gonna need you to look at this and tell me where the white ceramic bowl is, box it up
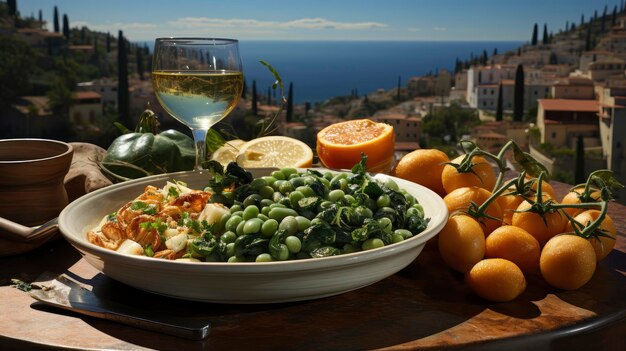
[59,169,448,304]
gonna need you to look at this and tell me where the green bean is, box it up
[243,194,262,207]
[225,242,235,257]
[296,186,315,197]
[394,228,414,239]
[243,205,259,220]
[289,191,305,207]
[219,212,232,230]
[279,181,295,194]
[250,178,268,190]
[272,191,284,203]
[261,176,277,186]
[279,216,299,235]
[261,219,279,237]
[271,170,286,180]
[272,179,286,191]
[295,216,311,231]
[280,167,298,177]
[259,186,275,199]
[235,220,246,236]
[376,194,391,208]
[274,244,290,261]
[327,189,345,203]
[342,243,358,254]
[260,198,274,208]
[257,213,269,221]
[221,231,237,244]
[261,206,271,216]
[268,207,298,222]
[229,204,242,214]
[243,218,263,234]
[392,233,404,243]
[255,253,273,262]
[225,215,243,232]
[323,171,333,180]
[289,176,305,188]
[285,236,302,253]
[362,238,385,251]
[377,217,393,234]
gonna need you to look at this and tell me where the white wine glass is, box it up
[152,38,243,170]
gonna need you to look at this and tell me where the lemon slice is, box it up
[211,139,246,166]
[236,136,313,168]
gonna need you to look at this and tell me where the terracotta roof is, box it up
[477,131,507,139]
[538,99,598,112]
[374,113,408,120]
[394,142,421,151]
[501,79,514,85]
[72,91,102,100]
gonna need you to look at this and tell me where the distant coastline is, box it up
[141,40,523,103]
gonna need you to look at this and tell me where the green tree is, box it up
[286,82,293,122]
[53,6,59,33]
[513,64,524,122]
[496,83,503,121]
[542,24,548,45]
[62,14,70,39]
[117,30,130,125]
[0,36,35,105]
[575,135,585,184]
[266,86,271,105]
[106,32,111,53]
[241,79,247,99]
[531,23,538,45]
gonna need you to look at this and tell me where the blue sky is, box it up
[17,0,625,41]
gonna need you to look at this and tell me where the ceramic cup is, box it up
[0,139,74,226]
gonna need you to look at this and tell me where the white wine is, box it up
[152,70,243,130]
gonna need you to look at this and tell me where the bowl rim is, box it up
[0,138,73,164]
[59,168,448,273]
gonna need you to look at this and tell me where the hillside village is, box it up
[1,1,625,204]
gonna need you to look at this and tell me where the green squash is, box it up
[101,109,195,181]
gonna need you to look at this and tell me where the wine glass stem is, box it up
[192,128,208,170]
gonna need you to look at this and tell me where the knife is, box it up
[28,274,210,340]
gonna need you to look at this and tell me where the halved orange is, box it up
[316,119,395,172]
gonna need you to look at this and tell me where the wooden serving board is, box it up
[0,183,624,350]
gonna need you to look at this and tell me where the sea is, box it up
[144,40,523,104]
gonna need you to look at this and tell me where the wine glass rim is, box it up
[155,37,239,44]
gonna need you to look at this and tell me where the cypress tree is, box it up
[38,10,42,25]
[396,75,401,101]
[542,24,548,45]
[580,14,584,26]
[612,5,618,26]
[62,14,69,39]
[601,9,606,32]
[241,79,247,99]
[575,135,585,184]
[251,80,258,116]
[117,30,130,125]
[492,48,498,56]
[106,32,111,53]
[565,21,569,32]
[571,23,576,31]
[286,82,293,123]
[7,0,16,16]
[585,26,592,51]
[53,6,59,33]
[496,83,503,121]
[136,48,144,80]
[531,23,538,45]
[513,64,524,121]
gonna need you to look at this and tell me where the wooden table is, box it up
[0,182,624,350]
